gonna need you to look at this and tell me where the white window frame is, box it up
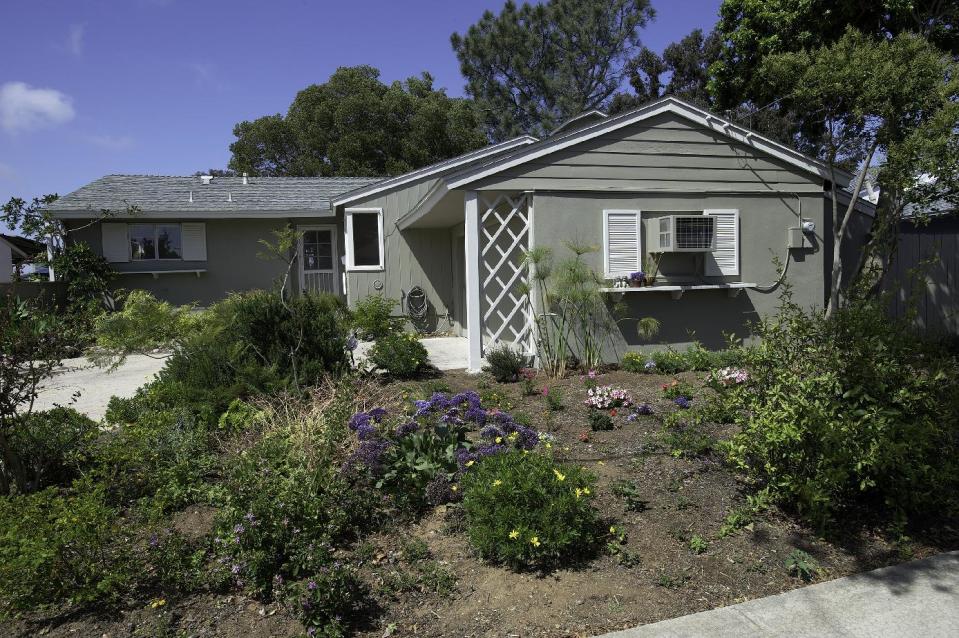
[344,207,385,271]
[602,209,642,277]
[129,223,183,261]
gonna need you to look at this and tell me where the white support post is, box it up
[46,235,56,282]
[464,191,483,372]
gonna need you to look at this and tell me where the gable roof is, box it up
[445,97,854,190]
[49,175,383,217]
[330,135,538,207]
[551,109,609,135]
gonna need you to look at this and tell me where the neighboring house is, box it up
[50,97,875,369]
[0,234,43,283]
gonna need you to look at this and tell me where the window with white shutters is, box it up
[603,210,641,276]
[704,209,739,276]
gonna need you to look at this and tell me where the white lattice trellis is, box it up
[479,193,534,354]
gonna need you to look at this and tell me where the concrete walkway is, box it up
[600,551,959,638]
[33,354,167,421]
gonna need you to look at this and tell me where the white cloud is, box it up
[0,82,76,133]
[84,133,135,150]
[66,23,86,56]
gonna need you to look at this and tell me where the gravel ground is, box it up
[33,353,168,421]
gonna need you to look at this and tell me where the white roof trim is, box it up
[331,135,538,207]
[397,181,451,230]
[445,97,853,190]
[828,189,878,218]
[552,109,609,135]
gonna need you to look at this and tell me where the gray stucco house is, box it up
[50,97,874,370]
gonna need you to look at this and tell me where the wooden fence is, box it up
[884,214,958,335]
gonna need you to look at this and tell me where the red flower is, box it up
[579,431,590,442]
[610,409,617,417]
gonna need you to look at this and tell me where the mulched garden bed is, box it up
[4,369,954,638]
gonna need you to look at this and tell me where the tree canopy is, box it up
[451,0,655,140]
[228,66,488,177]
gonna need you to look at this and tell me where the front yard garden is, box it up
[1,289,957,637]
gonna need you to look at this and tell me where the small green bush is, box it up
[622,345,747,374]
[462,451,600,570]
[587,410,614,431]
[8,407,98,492]
[661,380,696,400]
[351,294,402,340]
[0,484,131,612]
[368,333,429,378]
[482,344,529,383]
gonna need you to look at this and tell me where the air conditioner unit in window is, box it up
[646,215,716,253]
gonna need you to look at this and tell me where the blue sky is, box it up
[1,0,722,226]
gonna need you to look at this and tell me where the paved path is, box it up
[356,336,469,371]
[33,354,167,421]
[599,551,959,638]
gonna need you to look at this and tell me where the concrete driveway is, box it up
[33,354,168,421]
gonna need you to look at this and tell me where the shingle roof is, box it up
[49,175,384,214]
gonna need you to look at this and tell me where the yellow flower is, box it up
[544,442,552,449]
[530,536,541,547]
[575,488,583,499]
[493,479,503,487]
[598,460,605,466]
[609,526,617,534]
[508,432,518,442]
[553,469,566,482]
[150,598,166,609]
[495,436,503,444]
[509,529,520,539]
[582,487,591,495]
[522,449,529,455]
[451,485,458,492]
[466,460,475,467]
[563,446,570,452]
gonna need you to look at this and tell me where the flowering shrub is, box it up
[581,369,599,390]
[367,333,428,378]
[627,403,654,421]
[584,385,633,409]
[587,410,615,431]
[543,386,564,411]
[278,563,366,638]
[661,380,696,400]
[482,343,529,383]
[462,450,600,570]
[343,392,539,507]
[673,397,691,410]
[520,368,537,396]
[712,367,749,387]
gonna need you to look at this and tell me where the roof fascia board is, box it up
[446,97,850,190]
[331,135,538,207]
[397,181,451,230]
[827,189,878,218]
[0,236,31,259]
[50,209,336,220]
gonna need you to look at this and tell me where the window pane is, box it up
[129,224,156,260]
[157,225,181,259]
[351,213,380,267]
[303,229,334,271]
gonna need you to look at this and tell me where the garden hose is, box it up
[406,286,429,326]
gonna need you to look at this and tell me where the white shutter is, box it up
[603,210,641,276]
[101,223,129,262]
[181,223,207,261]
[704,209,739,276]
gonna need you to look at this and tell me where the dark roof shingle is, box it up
[50,175,383,214]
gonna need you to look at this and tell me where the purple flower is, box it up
[355,422,377,441]
[342,438,392,474]
[233,523,245,535]
[149,534,159,548]
[395,421,418,437]
[368,407,387,422]
[244,512,256,522]
[348,411,371,431]
[634,403,654,415]
[464,405,487,425]
[307,580,317,591]
[480,425,505,441]
[674,396,691,409]
[231,563,241,574]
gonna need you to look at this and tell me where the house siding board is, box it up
[531,191,826,355]
[344,177,454,331]
[65,218,295,306]
[472,113,819,192]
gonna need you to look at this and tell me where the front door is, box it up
[298,225,339,295]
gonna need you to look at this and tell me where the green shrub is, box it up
[462,451,600,570]
[367,333,429,378]
[587,410,614,431]
[0,484,131,612]
[351,294,403,340]
[49,242,115,346]
[722,294,959,527]
[623,345,748,375]
[543,386,564,411]
[482,343,529,382]
[8,408,98,492]
[661,380,696,400]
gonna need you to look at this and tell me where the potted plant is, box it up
[628,271,645,287]
[645,255,661,286]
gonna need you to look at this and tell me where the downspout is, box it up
[754,192,803,293]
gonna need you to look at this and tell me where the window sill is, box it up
[600,282,756,300]
[118,269,207,279]
[346,267,385,272]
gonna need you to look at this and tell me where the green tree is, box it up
[229,66,487,177]
[759,29,959,315]
[451,0,655,140]
[710,0,959,141]
[611,28,722,113]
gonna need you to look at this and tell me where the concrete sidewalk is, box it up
[600,551,959,638]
